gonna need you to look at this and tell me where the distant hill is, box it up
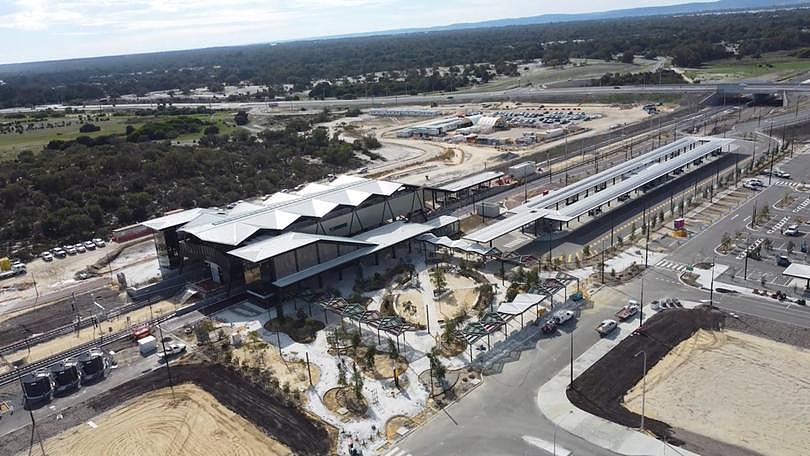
[321,0,810,39]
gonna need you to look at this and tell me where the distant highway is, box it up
[3,82,810,114]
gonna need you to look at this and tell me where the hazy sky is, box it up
[0,0,693,64]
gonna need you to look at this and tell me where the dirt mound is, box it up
[0,363,332,456]
[567,307,725,446]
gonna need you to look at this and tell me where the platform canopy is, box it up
[782,263,810,283]
[497,293,548,315]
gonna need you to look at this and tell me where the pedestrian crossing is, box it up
[655,259,689,272]
[772,180,807,190]
[382,447,413,456]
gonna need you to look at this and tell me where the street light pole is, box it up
[709,256,716,307]
[634,350,647,431]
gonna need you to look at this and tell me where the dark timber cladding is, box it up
[140,175,459,303]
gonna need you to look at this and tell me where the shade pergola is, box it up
[315,296,418,348]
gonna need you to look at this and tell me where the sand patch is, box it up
[24,383,292,456]
[436,274,479,320]
[393,290,425,326]
[232,342,320,393]
[624,329,810,456]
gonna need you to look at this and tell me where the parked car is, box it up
[784,225,800,236]
[552,310,575,325]
[92,238,106,248]
[157,342,187,361]
[63,245,77,255]
[596,319,618,337]
[541,320,557,334]
[41,251,54,262]
[615,301,640,321]
[773,169,791,179]
[51,247,66,258]
[83,241,96,250]
[777,255,791,267]
[74,243,86,253]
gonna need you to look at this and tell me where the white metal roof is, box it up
[141,175,407,245]
[497,293,548,315]
[430,171,505,193]
[556,138,731,221]
[464,209,552,243]
[422,215,460,229]
[519,136,698,213]
[228,232,374,263]
[141,208,205,231]
[782,263,810,279]
[463,137,729,244]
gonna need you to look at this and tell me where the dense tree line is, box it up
[2,9,810,108]
[0,121,360,257]
[594,70,686,86]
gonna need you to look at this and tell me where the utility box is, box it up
[476,201,501,218]
[508,161,536,180]
[138,335,157,356]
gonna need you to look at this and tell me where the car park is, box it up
[74,243,86,253]
[41,251,54,261]
[83,241,96,250]
[92,238,106,248]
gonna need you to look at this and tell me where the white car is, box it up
[784,225,800,236]
[51,247,66,258]
[773,170,791,179]
[552,310,575,325]
[74,243,86,253]
[157,342,187,360]
[92,238,106,248]
[596,319,618,336]
[83,241,96,250]
[40,251,54,262]
[64,245,77,255]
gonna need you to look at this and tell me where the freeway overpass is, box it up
[2,82,809,114]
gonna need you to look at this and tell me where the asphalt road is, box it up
[4,82,810,114]
[394,287,631,456]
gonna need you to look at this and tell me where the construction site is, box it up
[0,363,332,456]
[568,307,810,456]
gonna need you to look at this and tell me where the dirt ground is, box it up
[1,299,179,368]
[0,363,333,456]
[0,238,153,306]
[231,342,321,393]
[24,383,293,456]
[436,274,479,320]
[393,289,425,326]
[623,329,810,456]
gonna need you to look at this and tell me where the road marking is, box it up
[655,259,688,271]
[383,447,412,456]
[522,436,572,456]
[730,214,739,221]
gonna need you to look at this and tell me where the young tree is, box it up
[658,210,665,224]
[387,338,399,360]
[234,110,249,125]
[582,244,591,257]
[763,238,773,251]
[352,362,364,400]
[364,343,377,368]
[787,240,796,255]
[427,348,447,389]
[337,361,347,386]
[720,233,732,251]
[431,266,447,291]
[351,331,361,353]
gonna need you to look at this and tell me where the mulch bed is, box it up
[265,317,325,343]
[0,362,333,456]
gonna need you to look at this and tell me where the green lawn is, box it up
[687,52,810,82]
[0,111,240,158]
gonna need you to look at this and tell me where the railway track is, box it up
[0,290,227,387]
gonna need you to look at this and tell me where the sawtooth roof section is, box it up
[141,208,205,231]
